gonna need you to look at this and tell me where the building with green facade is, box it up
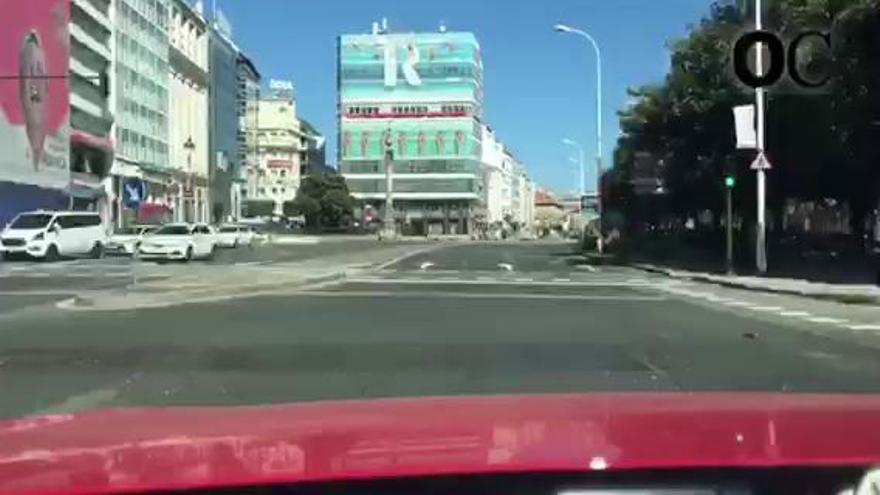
[338,27,484,236]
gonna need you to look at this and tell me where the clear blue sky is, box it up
[216,0,713,196]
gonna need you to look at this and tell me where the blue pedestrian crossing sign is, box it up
[123,178,148,209]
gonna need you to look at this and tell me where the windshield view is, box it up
[2,0,880,492]
[8,214,53,229]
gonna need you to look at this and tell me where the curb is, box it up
[632,263,880,305]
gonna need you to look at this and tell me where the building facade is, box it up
[167,0,209,223]
[246,87,304,215]
[207,18,240,222]
[112,0,171,224]
[236,53,260,207]
[338,27,484,236]
[69,0,115,225]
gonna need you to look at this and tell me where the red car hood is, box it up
[2,393,880,494]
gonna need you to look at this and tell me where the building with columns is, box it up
[167,0,209,223]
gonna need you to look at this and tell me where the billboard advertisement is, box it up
[339,32,482,104]
[0,0,71,221]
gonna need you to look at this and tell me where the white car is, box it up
[138,223,216,262]
[214,224,255,248]
[1,210,107,261]
[106,225,159,256]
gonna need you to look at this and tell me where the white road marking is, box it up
[846,324,880,331]
[553,278,571,282]
[779,310,811,317]
[723,300,752,307]
[419,261,435,271]
[576,265,598,272]
[749,306,784,312]
[804,316,848,324]
[347,277,653,288]
[497,263,514,272]
[303,291,667,302]
[235,261,263,267]
[515,277,533,282]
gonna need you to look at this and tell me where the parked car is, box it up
[138,223,216,262]
[106,225,159,256]
[214,224,255,248]
[0,210,107,261]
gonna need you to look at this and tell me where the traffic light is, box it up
[725,175,736,188]
[723,156,737,188]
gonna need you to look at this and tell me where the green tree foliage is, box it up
[288,173,355,229]
[612,0,879,237]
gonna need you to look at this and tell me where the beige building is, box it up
[167,0,209,222]
[247,84,308,215]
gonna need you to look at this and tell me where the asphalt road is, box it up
[2,240,880,419]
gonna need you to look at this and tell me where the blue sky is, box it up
[215,0,713,196]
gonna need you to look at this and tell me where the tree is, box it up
[287,173,355,229]
[614,0,880,243]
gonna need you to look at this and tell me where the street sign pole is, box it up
[755,0,768,274]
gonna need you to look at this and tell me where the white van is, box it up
[0,211,107,261]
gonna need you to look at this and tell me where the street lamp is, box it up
[183,137,195,223]
[561,137,585,196]
[555,23,604,253]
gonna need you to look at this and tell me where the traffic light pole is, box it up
[382,129,396,240]
[726,185,734,274]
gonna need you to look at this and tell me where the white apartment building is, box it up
[479,124,536,235]
[248,91,306,215]
[167,0,209,223]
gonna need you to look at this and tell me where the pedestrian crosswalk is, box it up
[352,268,654,287]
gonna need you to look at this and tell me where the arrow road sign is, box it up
[750,152,772,170]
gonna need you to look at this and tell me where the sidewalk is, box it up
[634,263,880,304]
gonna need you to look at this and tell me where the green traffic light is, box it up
[724,176,735,188]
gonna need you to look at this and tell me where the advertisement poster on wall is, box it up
[0,0,71,223]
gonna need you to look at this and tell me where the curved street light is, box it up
[561,137,585,196]
[555,22,604,252]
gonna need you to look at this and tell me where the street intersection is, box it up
[2,239,880,419]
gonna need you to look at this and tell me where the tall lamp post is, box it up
[183,137,195,223]
[561,138,585,197]
[554,23,604,253]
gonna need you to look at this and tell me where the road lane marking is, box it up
[235,261,263,267]
[804,316,848,324]
[515,277,533,282]
[497,263,514,272]
[723,300,752,307]
[300,291,667,302]
[346,277,656,288]
[779,311,811,317]
[576,265,598,272]
[749,306,784,312]
[419,261,435,271]
[553,278,571,282]
[846,324,880,331]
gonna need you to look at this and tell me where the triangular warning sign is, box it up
[750,152,772,170]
